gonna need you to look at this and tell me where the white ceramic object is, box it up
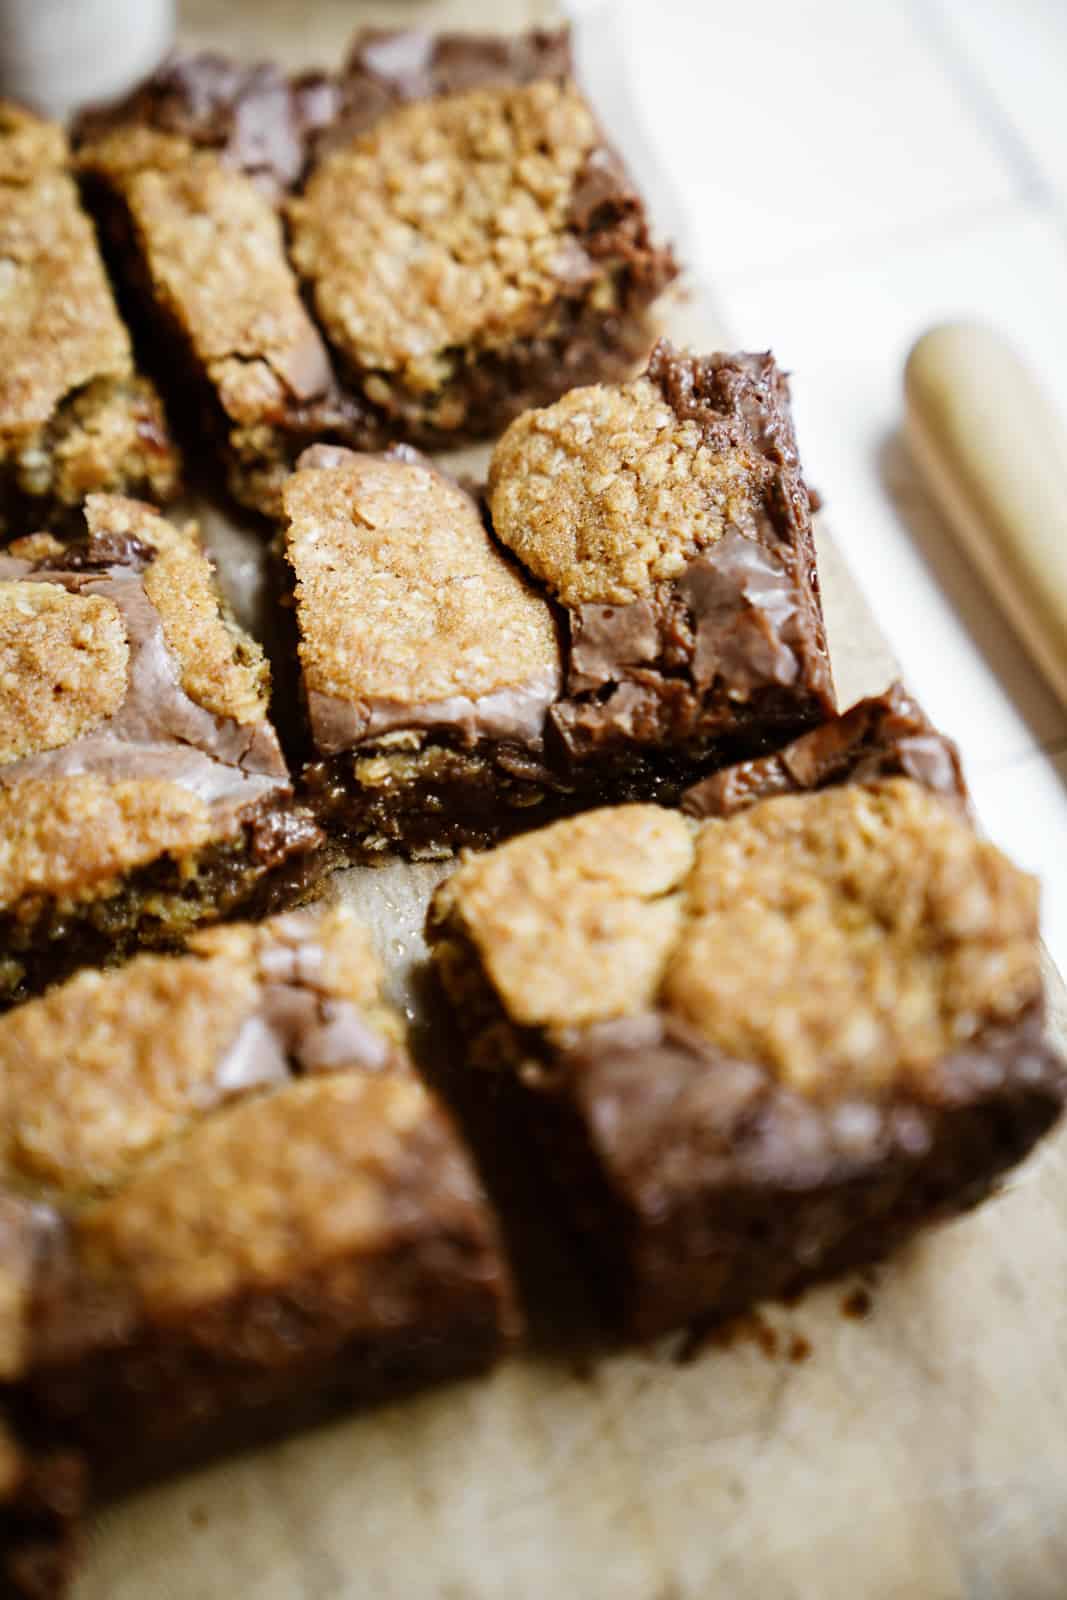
[0,0,174,118]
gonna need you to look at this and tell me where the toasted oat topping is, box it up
[76,1073,433,1313]
[433,806,694,1028]
[0,100,67,185]
[289,81,598,395]
[0,908,404,1197]
[489,376,763,607]
[86,495,270,725]
[0,776,210,911]
[0,956,259,1195]
[666,780,1041,1094]
[0,157,132,441]
[285,452,558,711]
[434,781,1042,1096]
[78,127,333,426]
[0,583,128,764]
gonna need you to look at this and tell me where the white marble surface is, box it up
[579,0,1067,971]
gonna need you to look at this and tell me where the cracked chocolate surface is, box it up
[682,682,968,819]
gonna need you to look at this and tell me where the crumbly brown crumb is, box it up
[78,127,333,427]
[667,780,1041,1094]
[0,775,211,911]
[488,376,761,607]
[0,583,128,764]
[85,494,270,725]
[76,1072,433,1314]
[433,806,694,1028]
[289,81,598,395]
[433,780,1042,1096]
[284,452,558,711]
[0,1415,23,1493]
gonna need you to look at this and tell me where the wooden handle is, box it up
[904,321,1067,708]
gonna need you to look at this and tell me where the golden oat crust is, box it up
[488,376,760,607]
[0,776,211,912]
[0,583,128,764]
[289,81,598,395]
[284,452,558,709]
[433,781,1042,1096]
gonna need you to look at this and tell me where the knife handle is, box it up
[904,322,1067,709]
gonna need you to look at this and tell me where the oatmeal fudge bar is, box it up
[283,444,562,859]
[74,66,363,518]
[429,786,1065,1339]
[288,28,678,443]
[682,681,967,818]
[0,493,322,1007]
[488,341,836,784]
[0,102,178,539]
[2,910,514,1589]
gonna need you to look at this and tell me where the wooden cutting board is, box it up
[72,4,1067,1596]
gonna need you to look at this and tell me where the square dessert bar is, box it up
[284,444,563,859]
[0,102,179,539]
[74,61,362,519]
[429,772,1065,1340]
[282,343,835,861]
[288,27,678,444]
[1,909,516,1592]
[0,493,322,1007]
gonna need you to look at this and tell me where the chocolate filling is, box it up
[681,682,968,819]
[0,550,290,832]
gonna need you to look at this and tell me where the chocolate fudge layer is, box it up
[0,494,322,1007]
[683,681,967,818]
[74,72,365,519]
[284,444,563,858]
[0,102,179,539]
[0,1410,83,1600]
[429,784,1065,1339]
[488,341,836,786]
[1,910,514,1589]
[288,28,677,444]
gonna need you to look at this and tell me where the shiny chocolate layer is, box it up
[681,683,967,819]
[551,526,833,756]
[553,1003,1065,1195]
[0,544,290,834]
[308,666,561,757]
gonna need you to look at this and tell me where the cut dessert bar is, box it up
[488,340,836,770]
[2,909,515,1593]
[0,102,179,539]
[0,493,322,1007]
[287,27,678,443]
[429,776,1065,1340]
[284,443,563,859]
[282,343,835,860]
[74,63,362,518]
[681,681,968,818]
